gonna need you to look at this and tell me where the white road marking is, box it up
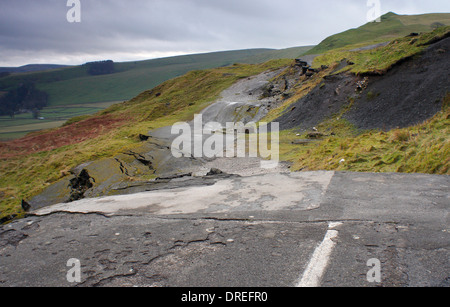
[297,222,343,287]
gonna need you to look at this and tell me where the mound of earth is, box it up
[275,36,450,131]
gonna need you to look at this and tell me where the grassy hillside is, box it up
[239,46,314,64]
[306,12,450,55]
[278,98,449,174]
[0,59,292,221]
[312,25,450,74]
[0,64,73,74]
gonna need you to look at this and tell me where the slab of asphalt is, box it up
[0,171,448,287]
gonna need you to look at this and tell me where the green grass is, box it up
[306,12,450,55]
[312,26,450,75]
[238,46,315,64]
[0,101,120,140]
[278,103,449,175]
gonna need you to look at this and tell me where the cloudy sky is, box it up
[0,0,449,66]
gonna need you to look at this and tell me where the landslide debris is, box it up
[68,169,95,202]
[273,35,450,132]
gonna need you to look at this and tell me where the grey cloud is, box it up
[0,0,449,66]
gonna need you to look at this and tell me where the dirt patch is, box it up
[0,114,128,159]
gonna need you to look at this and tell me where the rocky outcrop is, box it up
[206,168,225,176]
[295,58,320,78]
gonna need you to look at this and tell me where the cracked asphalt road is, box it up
[0,171,449,287]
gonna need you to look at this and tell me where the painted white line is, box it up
[297,222,342,287]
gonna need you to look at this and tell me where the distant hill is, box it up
[0,48,312,107]
[239,46,314,64]
[0,64,72,74]
[306,12,450,54]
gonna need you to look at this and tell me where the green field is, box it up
[0,101,119,140]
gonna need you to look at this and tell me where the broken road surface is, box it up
[0,171,449,287]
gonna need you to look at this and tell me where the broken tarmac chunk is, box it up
[206,168,225,176]
[21,200,31,212]
[295,59,308,66]
[291,139,315,145]
[155,173,193,181]
[68,169,95,202]
[139,134,150,141]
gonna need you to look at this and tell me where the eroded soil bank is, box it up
[276,37,450,131]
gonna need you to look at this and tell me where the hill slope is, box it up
[306,12,450,55]
[0,49,271,106]
[1,26,449,223]
[239,46,314,64]
[0,47,313,107]
[0,59,292,221]
[0,64,73,74]
[263,27,449,174]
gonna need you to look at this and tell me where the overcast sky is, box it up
[0,0,449,66]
